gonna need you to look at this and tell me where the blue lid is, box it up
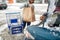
[10,19,18,23]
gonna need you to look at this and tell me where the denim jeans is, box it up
[27,26,60,40]
[22,20,31,29]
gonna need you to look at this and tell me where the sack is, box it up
[23,6,35,22]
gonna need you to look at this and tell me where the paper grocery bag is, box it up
[23,7,35,22]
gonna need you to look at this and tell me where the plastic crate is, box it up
[6,12,23,34]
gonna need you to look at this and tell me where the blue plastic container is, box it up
[6,12,23,34]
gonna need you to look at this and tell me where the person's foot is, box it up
[25,31,30,39]
[48,24,55,27]
[48,24,59,27]
[53,24,59,27]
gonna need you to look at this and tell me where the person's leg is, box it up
[22,20,26,29]
[27,22,31,26]
[25,22,31,39]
